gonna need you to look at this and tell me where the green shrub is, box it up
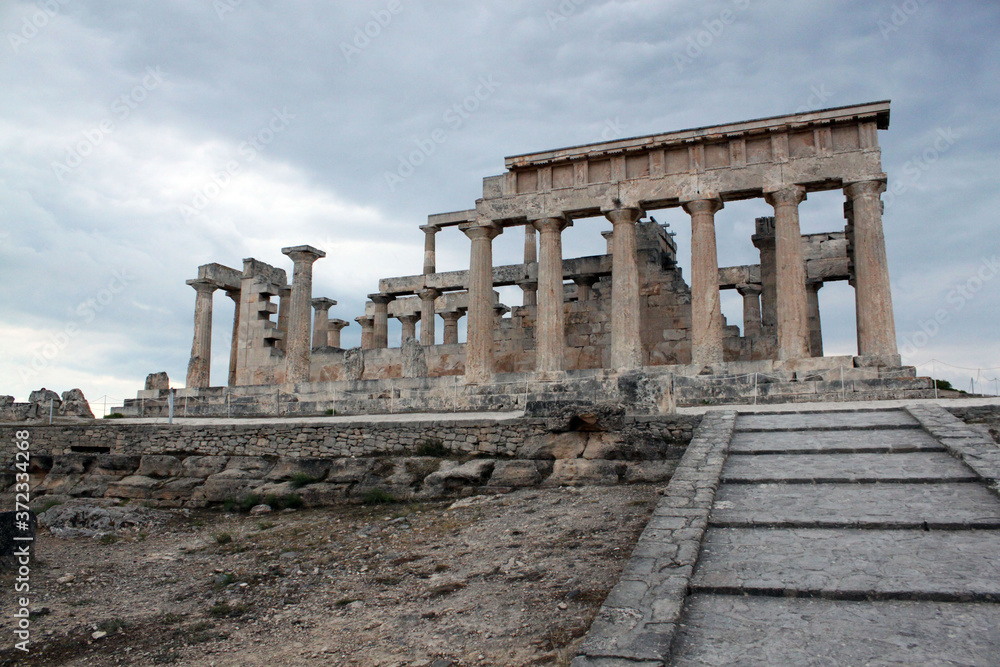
[416,438,449,457]
[935,379,955,391]
[263,493,303,510]
[103,412,125,419]
[98,534,118,545]
[325,408,335,416]
[361,488,397,505]
[214,533,233,545]
[289,473,319,489]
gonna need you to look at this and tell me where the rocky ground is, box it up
[0,485,659,667]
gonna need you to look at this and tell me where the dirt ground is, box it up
[1,485,659,667]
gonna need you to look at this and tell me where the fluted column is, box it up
[683,198,725,366]
[225,289,240,387]
[355,316,374,349]
[806,281,824,357]
[533,216,570,373]
[398,313,420,344]
[521,224,538,306]
[736,283,763,338]
[311,298,337,348]
[369,294,394,349]
[186,279,219,388]
[765,187,810,360]
[845,180,897,358]
[327,319,349,348]
[605,208,644,370]
[441,311,464,345]
[419,288,440,346]
[461,222,501,383]
[281,245,326,383]
[420,224,440,275]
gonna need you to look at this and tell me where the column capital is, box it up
[281,245,326,264]
[328,318,350,331]
[311,297,337,310]
[440,310,464,322]
[224,289,240,303]
[368,293,395,305]
[736,282,763,297]
[354,315,373,326]
[604,207,644,226]
[186,278,219,294]
[418,288,441,301]
[572,275,598,287]
[682,198,724,216]
[396,313,421,324]
[459,221,501,241]
[531,216,571,234]
[806,280,825,292]
[419,224,441,234]
[844,179,887,200]
[764,185,807,207]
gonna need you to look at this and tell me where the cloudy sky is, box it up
[2,0,998,409]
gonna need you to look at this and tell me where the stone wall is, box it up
[949,405,1000,444]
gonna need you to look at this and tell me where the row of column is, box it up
[355,308,468,349]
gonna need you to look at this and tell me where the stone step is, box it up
[735,410,918,431]
[669,595,1000,667]
[721,452,978,484]
[729,427,944,454]
[690,528,1000,601]
[711,483,1000,529]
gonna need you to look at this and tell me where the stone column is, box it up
[281,245,326,383]
[327,319,349,348]
[845,180,897,358]
[276,286,292,351]
[225,290,240,387]
[494,304,510,327]
[519,280,538,307]
[461,222,501,382]
[601,230,614,255]
[355,316,374,349]
[311,298,337,348]
[736,283,763,338]
[764,187,810,360]
[573,275,598,301]
[521,224,538,306]
[683,198,725,366]
[605,208,644,371]
[369,294,395,349]
[533,216,570,373]
[806,282,824,357]
[185,279,218,388]
[752,217,777,336]
[419,288,440,346]
[398,314,420,344]
[441,311,464,345]
[420,224,440,275]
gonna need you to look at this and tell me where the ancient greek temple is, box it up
[123,101,929,417]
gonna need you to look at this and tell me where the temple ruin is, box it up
[117,100,934,417]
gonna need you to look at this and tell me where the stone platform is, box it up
[573,404,1000,666]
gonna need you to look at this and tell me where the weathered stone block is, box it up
[181,456,228,478]
[546,460,624,486]
[138,455,183,479]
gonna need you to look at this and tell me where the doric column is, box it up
[398,313,420,344]
[764,187,810,360]
[185,279,218,388]
[225,289,240,387]
[519,280,538,307]
[736,283,763,338]
[311,297,337,348]
[533,216,570,373]
[601,230,614,255]
[605,207,644,371]
[420,224,440,275]
[521,224,538,306]
[355,315,374,349]
[281,245,326,383]
[441,310,464,345]
[418,288,440,346]
[276,286,292,351]
[573,275,598,301]
[806,281,824,357]
[752,217,777,336]
[369,294,395,349]
[845,180,897,358]
[327,319,349,348]
[683,198,725,366]
[460,222,501,383]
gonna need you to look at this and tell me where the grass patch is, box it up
[416,438,450,457]
[207,602,248,619]
[97,618,127,634]
[98,533,118,545]
[257,520,275,531]
[263,493,303,510]
[289,473,319,490]
[361,488,397,505]
[214,532,233,545]
[212,573,236,590]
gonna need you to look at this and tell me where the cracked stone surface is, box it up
[670,595,1000,666]
[736,409,917,431]
[729,427,943,454]
[722,451,979,483]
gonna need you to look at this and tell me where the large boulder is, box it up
[59,389,95,419]
[29,388,61,410]
[422,459,495,494]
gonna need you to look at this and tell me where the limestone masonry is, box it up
[116,101,932,417]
